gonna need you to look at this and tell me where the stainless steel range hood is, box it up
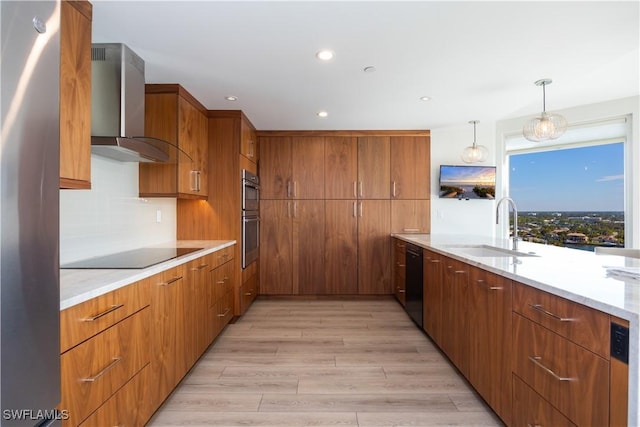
[91,43,173,163]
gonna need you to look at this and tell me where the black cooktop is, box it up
[60,247,203,269]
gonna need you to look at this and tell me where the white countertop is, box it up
[60,240,235,310]
[393,233,640,424]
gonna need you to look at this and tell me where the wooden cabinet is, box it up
[60,277,150,427]
[260,200,325,295]
[391,200,430,233]
[324,201,358,294]
[358,200,391,294]
[140,84,208,199]
[60,0,92,189]
[149,265,187,410]
[468,267,512,425]
[511,281,615,427]
[260,137,325,199]
[210,256,235,337]
[423,249,443,344]
[357,136,390,199]
[512,375,577,427]
[60,308,150,426]
[325,136,357,199]
[240,117,258,162]
[390,136,430,199]
[392,238,406,305]
[440,256,469,378]
[187,254,214,363]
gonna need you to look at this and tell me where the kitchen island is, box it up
[393,233,640,426]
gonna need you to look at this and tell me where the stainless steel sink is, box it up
[445,244,538,258]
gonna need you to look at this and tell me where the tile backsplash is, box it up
[60,155,176,264]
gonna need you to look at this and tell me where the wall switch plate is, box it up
[611,322,629,364]
[156,209,162,223]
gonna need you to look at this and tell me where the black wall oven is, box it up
[242,170,259,269]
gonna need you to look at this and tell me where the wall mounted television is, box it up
[439,165,496,199]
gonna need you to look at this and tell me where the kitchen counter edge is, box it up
[60,240,236,310]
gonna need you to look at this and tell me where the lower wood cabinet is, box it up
[392,238,406,305]
[422,249,443,344]
[512,375,577,427]
[440,256,469,378]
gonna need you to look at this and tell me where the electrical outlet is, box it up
[611,322,629,364]
[156,209,162,223]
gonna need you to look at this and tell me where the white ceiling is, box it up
[91,1,640,131]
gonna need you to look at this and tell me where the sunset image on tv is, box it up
[439,165,496,199]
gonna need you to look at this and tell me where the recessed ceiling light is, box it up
[316,50,334,61]
[225,96,238,101]
[420,96,432,102]
[363,66,376,73]
[317,111,328,118]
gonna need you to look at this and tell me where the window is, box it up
[504,116,628,251]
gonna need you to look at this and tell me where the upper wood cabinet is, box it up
[240,117,258,162]
[357,136,390,199]
[325,137,357,199]
[140,84,208,199]
[390,136,430,199]
[59,0,92,189]
[260,136,325,199]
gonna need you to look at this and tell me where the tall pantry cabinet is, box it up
[259,131,430,296]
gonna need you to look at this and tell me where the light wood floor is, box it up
[148,298,503,426]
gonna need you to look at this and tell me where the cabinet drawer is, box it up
[79,364,151,427]
[512,282,610,357]
[512,375,577,427]
[61,308,150,426]
[240,275,258,314]
[512,313,609,426]
[217,291,233,328]
[212,260,234,302]
[212,245,234,269]
[60,279,150,353]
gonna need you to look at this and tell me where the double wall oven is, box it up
[241,169,259,269]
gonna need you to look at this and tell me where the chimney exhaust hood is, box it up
[91,43,181,163]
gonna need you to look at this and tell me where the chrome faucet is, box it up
[496,197,518,251]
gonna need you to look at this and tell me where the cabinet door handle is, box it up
[190,170,199,192]
[398,289,406,293]
[218,308,231,317]
[358,181,363,198]
[244,292,252,296]
[353,181,357,198]
[287,181,292,198]
[82,357,122,382]
[392,181,397,198]
[529,304,574,322]
[353,202,357,217]
[359,202,363,217]
[430,259,441,263]
[454,270,466,274]
[528,356,574,381]
[191,263,208,271]
[160,276,183,286]
[403,228,420,232]
[83,304,124,322]
[249,140,254,158]
[527,424,542,427]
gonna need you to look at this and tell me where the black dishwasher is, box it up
[405,243,423,328]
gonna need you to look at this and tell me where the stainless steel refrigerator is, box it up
[1,1,62,426]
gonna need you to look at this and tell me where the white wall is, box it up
[430,121,498,237]
[60,155,176,264]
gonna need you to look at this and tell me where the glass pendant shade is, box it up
[461,120,488,163]
[523,79,568,142]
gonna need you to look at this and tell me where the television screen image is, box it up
[439,165,496,199]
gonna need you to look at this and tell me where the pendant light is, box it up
[523,79,567,142]
[461,120,489,163]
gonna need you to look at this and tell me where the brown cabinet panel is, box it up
[260,137,292,199]
[423,249,443,344]
[441,256,469,378]
[260,200,293,294]
[357,137,390,199]
[468,268,512,425]
[513,282,610,358]
[357,200,391,294]
[292,137,325,199]
[60,308,150,426]
[293,200,325,294]
[79,365,152,427]
[390,136,430,199]
[392,238,406,305]
[391,200,431,233]
[60,278,150,353]
[325,201,358,294]
[325,137,357,199]
[512,313,609,426]
[59,0,92,189]
[512,375,577,427]
[240,116,258,162]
